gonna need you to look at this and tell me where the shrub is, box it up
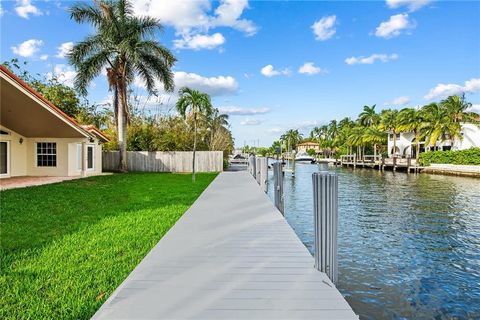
[419,147,480,166]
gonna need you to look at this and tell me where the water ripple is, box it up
[267,163,480,320]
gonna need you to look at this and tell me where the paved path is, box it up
[93,171,358,319]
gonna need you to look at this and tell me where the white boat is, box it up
[294,152,316,163]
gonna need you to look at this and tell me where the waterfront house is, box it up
[0,65,109,179]
[387,124,480,157]
[296,141,321,154]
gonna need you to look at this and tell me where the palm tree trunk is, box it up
[117,77,128,172]
[192,111,197,183]
[374,143,377,160]
[416,138,420,166]
[393,132,397,158]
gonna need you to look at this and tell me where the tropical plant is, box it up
[421,102,451,149]
[176,87,212,182]
[359,104,380,127]
[68,0,176,171]
[442,94,477,124]
[206,108,230,151]
[280,129,303,151]
[379,109,400,156]
[363,127,386,159]
[397,108,428,162]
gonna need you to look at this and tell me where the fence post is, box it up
[393,156,397,172]
[273,162,284,215]
[312,169,338,285]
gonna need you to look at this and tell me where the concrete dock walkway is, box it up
[93,171,357,319]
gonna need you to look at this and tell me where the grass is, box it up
[0,172,217,319]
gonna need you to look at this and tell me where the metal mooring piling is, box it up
[259,157,268,193]
[248,155,256,177]
[312,168,338,285]
[272,162,284,214]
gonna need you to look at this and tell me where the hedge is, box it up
[419,147,480,166]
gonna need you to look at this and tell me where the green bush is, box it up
[419,147,480,166]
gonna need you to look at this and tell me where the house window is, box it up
[389,134,393,141]
[37,142,57,167]
[87,145,94,170]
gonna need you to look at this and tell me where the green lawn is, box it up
[0,172,217,320]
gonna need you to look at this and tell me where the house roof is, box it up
[81,125,110,142]
[0,65,108,141]
[297,141,320,146]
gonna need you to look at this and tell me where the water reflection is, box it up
[267,162,480,319]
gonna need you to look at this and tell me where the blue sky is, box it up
[1,0,479,147]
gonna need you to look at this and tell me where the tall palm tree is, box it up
[398,108,428,163]
[363,127,386,160]
[359,104,380,127]
[379,109,400,156]
[442,94,477,124]
[441,94,479,145]
[280,129,303,151]
[421,102,450,149]
[176,87,212,182]
[68,0,176,172]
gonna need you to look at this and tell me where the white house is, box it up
[387,123,480,157]
[0,65,109,179]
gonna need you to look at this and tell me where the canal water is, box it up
[267,162,480,320]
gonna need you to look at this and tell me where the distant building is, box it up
[296,141,321,154]
[387,123,480,157]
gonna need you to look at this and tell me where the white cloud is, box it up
[210,0,257,35]
[56,41,74,58]
[40,54,48,61]
[0,2,4,17]
[468,104,480,114]
[174,71,238,96]
[260,64,290,77]
[385,96,410,106]
[173,33,225,50]
[298,62,322,75]
[46,64,77,87]
[386,0,432,12]
[295,120,320,131]
[135,71,238,96]
[240,118,262,126]
[268,128,283,134]
[15,0,42,19]
[11,39,43,57]
[375,13,415,39]
[132,0,211,32]
[132,0,257,50]
[311,15,337,41]
[219,106,270,116]
[345,53,398,65]
[424,78,480,100]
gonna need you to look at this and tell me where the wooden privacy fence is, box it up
[103,151,223,173]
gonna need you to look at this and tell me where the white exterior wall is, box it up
[388,124,480,157]
[0,126,103,178]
